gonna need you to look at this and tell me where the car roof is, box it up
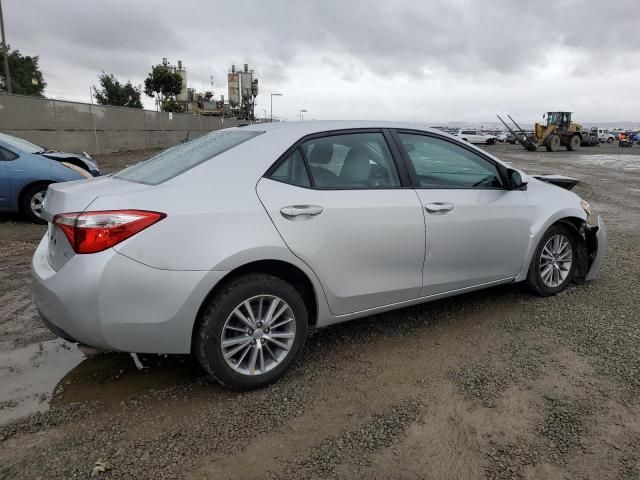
[239,120,443,137]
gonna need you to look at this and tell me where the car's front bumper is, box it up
[585,215,607,281]
[31,234,228,354]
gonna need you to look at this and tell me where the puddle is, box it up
[0,339,205,425]
[52,353,202,409]
[0,338,85,424]
[570,154,640,171]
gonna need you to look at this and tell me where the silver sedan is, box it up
[31,121,606,389]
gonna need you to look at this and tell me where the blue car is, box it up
[0,132,102,223]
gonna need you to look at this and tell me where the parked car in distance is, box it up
[32,121,606,390]
[581,128,601,147]
[495,132,509,142]
[454,129,497,145]
[0,132,102,222]
[594,128,615,143]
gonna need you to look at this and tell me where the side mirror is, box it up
[507,168,528,190]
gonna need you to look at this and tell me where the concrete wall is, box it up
[0,94,241,154]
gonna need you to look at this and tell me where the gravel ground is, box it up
[0,142,639,479]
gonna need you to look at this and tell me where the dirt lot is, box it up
[1,142,639,479]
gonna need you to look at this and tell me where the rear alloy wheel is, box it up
[195,274,308,389]
[568,134,581,151]
[19,184,48,224]
[607,137,613,143]
[526,225,576,296]
[546,134,561,152]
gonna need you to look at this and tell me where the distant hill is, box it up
[431,120,640,131]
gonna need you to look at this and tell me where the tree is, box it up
[93,72,142,108]
[160,97,184,113]
[144,65,183,111]
[0,46,46,96]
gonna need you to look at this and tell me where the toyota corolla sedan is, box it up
[32,121,606,389]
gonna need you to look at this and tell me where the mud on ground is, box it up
[0,143,639,479]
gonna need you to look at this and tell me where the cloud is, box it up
[3,0,640,121]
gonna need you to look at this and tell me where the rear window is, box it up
[113,129,262,185]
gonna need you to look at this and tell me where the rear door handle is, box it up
[424,202,455,214]
[280,205,324,220]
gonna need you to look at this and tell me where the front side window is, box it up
[0,146,18,161]
[114,130,262,185]
[397,133,504,189]
[301,132,400,189]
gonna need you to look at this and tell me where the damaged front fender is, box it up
[571,216,607,284]
[584,216,607,282]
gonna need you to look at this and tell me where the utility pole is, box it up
[0,0,12,94]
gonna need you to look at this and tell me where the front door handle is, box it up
[280,205,324,220]
[424,202,455,214]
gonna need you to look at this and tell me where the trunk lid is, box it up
[44,177,152,270]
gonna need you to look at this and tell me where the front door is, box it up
[0,146,16,207]
[393,131,532,296]
[257,131,426,316]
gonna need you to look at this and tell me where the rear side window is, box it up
[114,130,262,185]
[270,149,311,187]
[300,132,400,189]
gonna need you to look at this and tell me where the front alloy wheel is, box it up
[19,184,49,224]
[30,190,46,219]
[526,225,576,296]
[539,234,572,288]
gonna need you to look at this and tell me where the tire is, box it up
[545,134,561,152]
[567,134,581,151]
[195,273,308,390]
[526,225,577,296]
[486,138,495,145]
[607,137,613,143]
[19,184,49,224]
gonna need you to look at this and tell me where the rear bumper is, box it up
[585,215,607,281]
[31,235,228,353]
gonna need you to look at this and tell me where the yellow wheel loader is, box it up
[497,112,583,152]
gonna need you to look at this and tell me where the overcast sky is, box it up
[4,0,640,123]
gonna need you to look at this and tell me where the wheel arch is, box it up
[18,180,53,204]
[17,180,55,217]
[515,209,587,283]
[190,259,320,353]
[552,216,592,283]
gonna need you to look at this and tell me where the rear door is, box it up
[392,130,532,296]
[257,130,426,316]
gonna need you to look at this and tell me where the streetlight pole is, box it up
[270,93,282,122]
[299,109,307,121]
[0,0,11,94]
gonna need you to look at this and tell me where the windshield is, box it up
[113,129,263,185]
[0,132,45,154]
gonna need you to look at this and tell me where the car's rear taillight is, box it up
[53,210,166,254]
